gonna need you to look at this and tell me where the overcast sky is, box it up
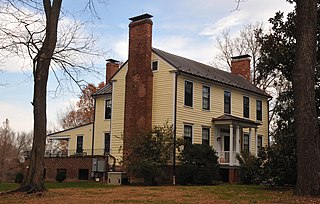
[0,0,294,132]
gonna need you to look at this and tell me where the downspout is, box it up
[91,97,97,155]
[173,71,180,185]
[267,97,271,147]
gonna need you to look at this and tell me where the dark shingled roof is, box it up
[152,48,269,97]
[212,114,261,126]
[92,83,112,96]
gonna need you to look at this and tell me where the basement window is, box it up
[78,169,89,180]
[151,61,158,71]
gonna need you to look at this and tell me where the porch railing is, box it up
[25,149,110,158]
[216,151,238,165]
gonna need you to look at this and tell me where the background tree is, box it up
[0,0,106,192]
[213,23,263,85]
[293,0,320,196]
[257,0,320,195]
[0,119,18,182]
[59,82,105,129]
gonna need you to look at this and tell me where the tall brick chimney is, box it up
[106,59,119,83]
[231,54,251,81]
[123,14,153,161]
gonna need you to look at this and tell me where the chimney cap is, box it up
[231,54,251,60]
[106,58,120,64]
[129,13,153,22]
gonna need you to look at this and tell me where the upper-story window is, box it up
[202,85,210,110]
[202,127,210,145]
[184,81,193,107]
[152,61,158,71]
[224,91,231,114]
[256,100,262,121]
[105,99,112,119]
[76,135,83,153]
[243,96,250,118]
[184,125,193,146]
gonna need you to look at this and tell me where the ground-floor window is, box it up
[202,127,210,145]
[243,134,249,151]
[78,169,89,180]
[43,168,46,179]
[184,125,193,146]
[257,135,263,149]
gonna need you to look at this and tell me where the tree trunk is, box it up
[293,0,320,196]
[21,0,62,193]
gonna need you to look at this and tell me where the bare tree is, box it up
[213,23,264,86]
[0,0,107,192]
[0,119,19,182]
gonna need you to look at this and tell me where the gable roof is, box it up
[152,48,269,98]
[92,83,112,96]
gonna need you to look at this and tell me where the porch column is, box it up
[229,124,234,166]
[249,128,252,154]
[236,125,240,153]
[255,128,258,156]
[235,125,240,166]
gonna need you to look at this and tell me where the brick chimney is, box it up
[106,59,119,83]
[231,54,251,81]
[123,14,153,158]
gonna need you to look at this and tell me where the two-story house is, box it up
[47,13,270,183]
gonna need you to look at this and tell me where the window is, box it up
[202,86,210,110]
[76,135,83,153]
[57,169,67,179]
[184,125,192,146]
[152,61,158,71]
[202,127,210,145]
[43,168,46,179]
[257,135,263,149]
[243,96,250,118]
[224,91,231,114]
[104,133,111,155]
[78,169,89,180]
[243,134,249,151]
[184,81,193,107]
[256,100,262,121]
[105,99,112,119]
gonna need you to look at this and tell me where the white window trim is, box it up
[104,99,112,120]
[184,80,194,108]
[224,90,232,114]
[151,60,159,72]
[243,95,250,119]
[202,85,211,111]
[183,123,194,144]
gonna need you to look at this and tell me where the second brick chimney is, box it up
[106,59,119,83]
[123,14,154,160]
[231,54,251,81]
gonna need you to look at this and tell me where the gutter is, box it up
[173,71,180,185]
[91,98,97,155]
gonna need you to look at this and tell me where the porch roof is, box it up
[212,114,261,128]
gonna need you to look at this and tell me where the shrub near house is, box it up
[177,144,219,185]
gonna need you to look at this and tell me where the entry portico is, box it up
[212,114,261,166]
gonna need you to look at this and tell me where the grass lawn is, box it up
[1,182,320,203]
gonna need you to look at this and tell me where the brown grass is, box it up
[1,184,320,204]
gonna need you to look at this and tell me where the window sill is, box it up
[183,105,194,109]
[202,109,211,112]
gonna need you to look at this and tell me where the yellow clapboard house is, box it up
[48,13,270,183]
